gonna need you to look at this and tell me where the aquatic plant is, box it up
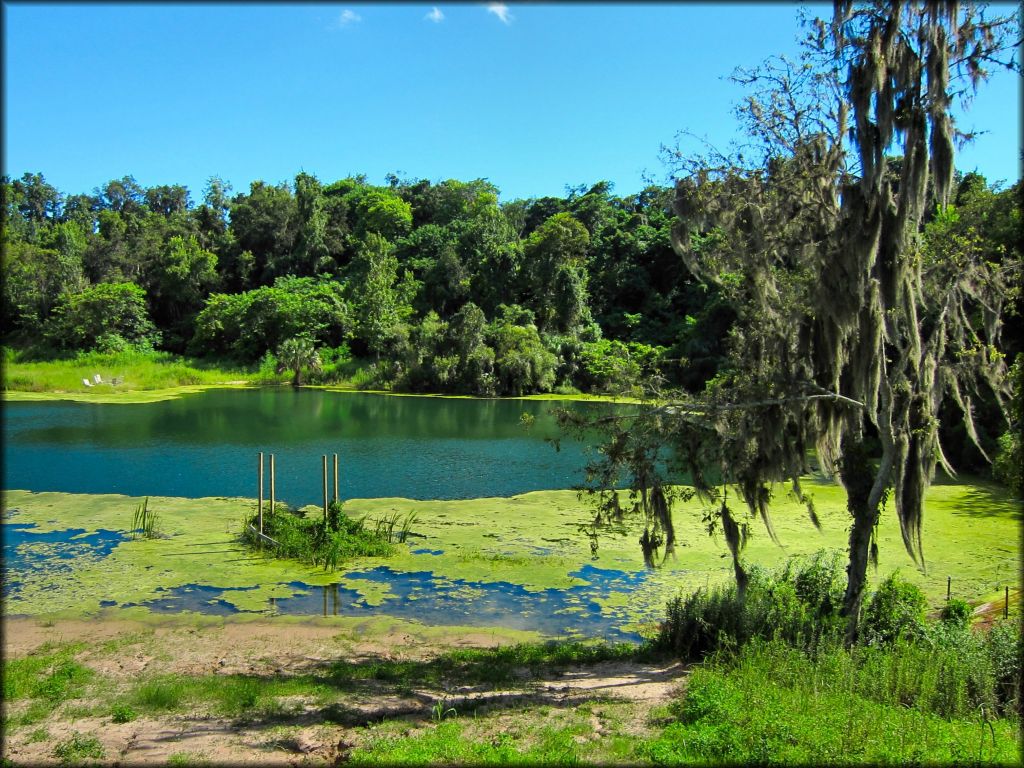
[372,510,418,544]
[130,497,160,540]
[244,502,394,572]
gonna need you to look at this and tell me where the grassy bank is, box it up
[2,348,254,402]
[2,347,639,404]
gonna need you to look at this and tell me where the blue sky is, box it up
[3,2,1020,203]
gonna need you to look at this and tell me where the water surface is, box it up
[4,389,612,505]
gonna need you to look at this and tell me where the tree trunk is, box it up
[839,433,895,644]
[841,492,876,643]
[292,367,301,387]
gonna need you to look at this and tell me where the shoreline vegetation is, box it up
[1,347,640,404]
[3,483,1021,764]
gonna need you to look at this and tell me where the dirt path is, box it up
[3,617,688,766]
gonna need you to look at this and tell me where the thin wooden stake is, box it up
[333,453,339,503]
[947,576,951,601]
[1005,586,1009,619]
[258,452,264,535]
[323,455,329,523]
[269,454,276,522]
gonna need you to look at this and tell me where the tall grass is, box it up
[650,549,1022,764]
[130,497,160,540]
[643,636,1021,765]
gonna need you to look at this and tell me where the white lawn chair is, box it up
[93,373,102,384]
[83,378,93,387]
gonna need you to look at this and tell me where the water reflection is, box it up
[4,390,614,504]
[125,564,652,643]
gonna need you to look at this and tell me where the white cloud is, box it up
[486,3,512,25]
[337,9,362,27]
[425,7,444,23]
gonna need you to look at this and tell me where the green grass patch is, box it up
[2,642,92,709]
[347,719,588,765]
[52,732,105,764]
[2,348,253,396]
[643,637,1021,765]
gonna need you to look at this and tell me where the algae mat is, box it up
[2,479,1020,639]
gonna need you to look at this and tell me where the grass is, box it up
[2,347,252,396]
[642,637,1021,765]
[2,641,93,725]
[52,732,105,764]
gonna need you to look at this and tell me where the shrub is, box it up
[656,551,847,661]
[985,619,1023,715]
[246,501,394,571]
[940,597,972,629]
[861,571,928,646]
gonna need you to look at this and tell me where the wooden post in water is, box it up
[258,452,264,535]
[269,454,276,523]
[322,455,329,523]
[333,453,339,503]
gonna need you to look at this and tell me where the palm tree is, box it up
[276,336,322,387]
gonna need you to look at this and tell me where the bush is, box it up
[247,501,394,571]
[656,551,846,661]
[940,597,972,629]
[986,619,1023,715]
[861,572,928,646]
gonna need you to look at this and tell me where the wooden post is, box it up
[269,454,276,522]
[946,576,951,601]
[258,452,264,535]
[1005,586,1009,619]
[333,453,339,503]
[322,454,329,523]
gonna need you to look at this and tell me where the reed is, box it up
[131,497,160,540]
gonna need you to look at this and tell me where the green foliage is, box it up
[993,354,1022,496]
[275,336,321,386]
[643,637,1021,765]
[2,347,250,393]
[3,642,91,705]
[941,598,973,629]
[861,571,929,646]
[246,501,394,571]
[134,677,187,710]
[191,275,350,361]
[43,282,159,352]
[577,338,665,394]
[656,551,847,660]
[53,732,105,764]
[110,703,137,723]
[986,619,1023,715]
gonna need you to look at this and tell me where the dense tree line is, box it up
[2,172,733,396]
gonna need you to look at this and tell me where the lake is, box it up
[3,388,610,505]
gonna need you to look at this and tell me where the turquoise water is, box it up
[3,389,613,505]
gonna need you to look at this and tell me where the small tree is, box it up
[276,336,321,386]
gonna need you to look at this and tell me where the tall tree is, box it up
[564,1,1019,641]
[667,1,1019,637]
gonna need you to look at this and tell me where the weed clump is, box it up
[244,501,405,571]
